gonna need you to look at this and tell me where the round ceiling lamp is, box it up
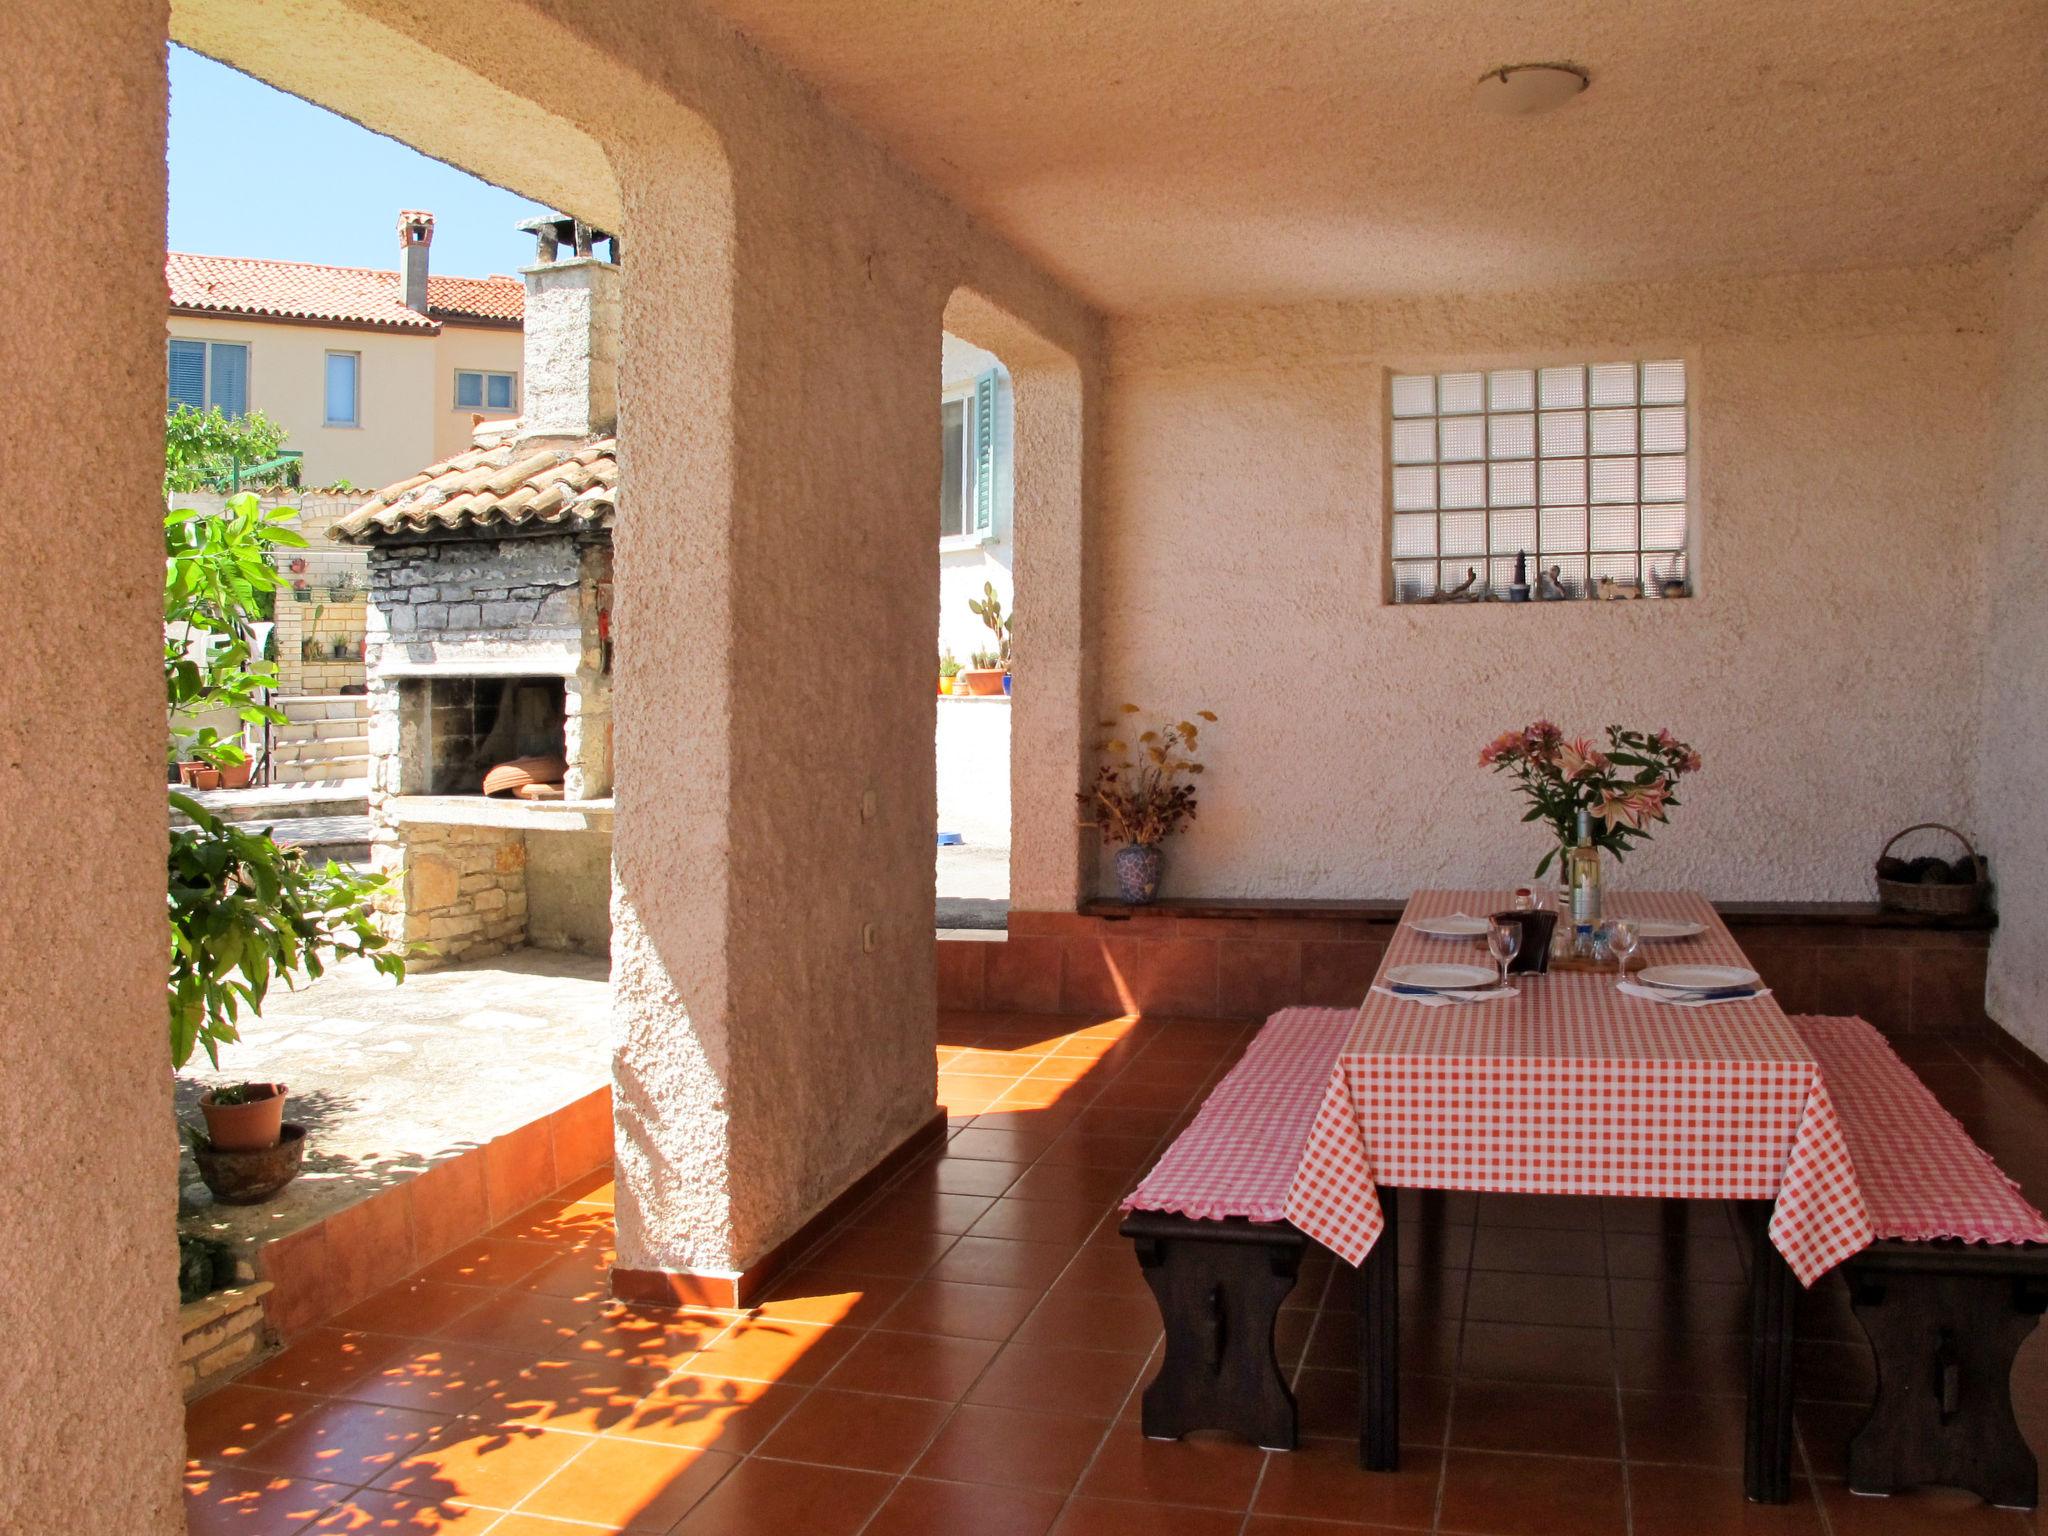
[1473,63,1589,116]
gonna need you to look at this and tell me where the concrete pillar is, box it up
[0,1,185,1529]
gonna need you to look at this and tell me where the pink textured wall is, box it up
[1099,262,1999,902]
[0,2,184,1530]
[1982,205,2048,1056]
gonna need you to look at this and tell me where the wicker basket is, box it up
[1874,822,1986,916]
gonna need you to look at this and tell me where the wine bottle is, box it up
[1568,807,1603,954]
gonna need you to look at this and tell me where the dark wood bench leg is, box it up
[1846,1250,2048,1509]
[1359,1189,1400,1470]
[1745,1201,1797,1505]
[1122,1214,1305,1451]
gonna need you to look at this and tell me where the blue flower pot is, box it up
[1114,843,1163,904]
[1001,672,1012,696]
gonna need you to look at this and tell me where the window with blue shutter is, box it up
[209,343,249,417]
[167,340,207,411]
[972,370,998,537]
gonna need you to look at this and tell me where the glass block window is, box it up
[1388,360,1690,604]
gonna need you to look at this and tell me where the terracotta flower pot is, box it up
[219,760,255,790]
[200,1083,288,1152]
[961,668,1006,696]
[177,761,207,787]
[190,767,222,792]
[194,1123,307,1205]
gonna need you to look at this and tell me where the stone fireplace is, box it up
[333,217,621,967]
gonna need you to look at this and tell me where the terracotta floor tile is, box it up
[487,1201,615,1247]
[236,1398,452,1488]
[1813,1480,2031,1535]
[681,1314,859,1384]
[747,1267,911,1328]
[304,1488,506,1532]
[878,1278,1042,1341]
[966,1198,1112,1246]
[1034,1133,1161,1171]
[1438,1448,1626,1535]
[801,1224,958,1280]
[1622,1388,1750,1468]
[517,1436,735,1530]
[1049,1496,1245,1536]
[184,1383,319,1465]
[1013,1290,1163,1354]
[430,1291,607,1355]
[756,1386,953,1472]
[513,1243,618,1301]
[928,1235,1078,1290]
[851,1188,1000,1236]
[336,1340,532,1417]
[1251,1436,1441,1529]
[605,1373,808,1454]
[335,1279,496,1339]
[237,1327,408,1397]
[947,1128,1062,1163]
[476,1353,672,1435]
[921,1157,1030,1197]
[1470,1226,1608,1277]
[1046,1244,1151,1300]
[666,1455,893,1536]
[1629,1463,1829,1536]
[569,1303,732,1370]
[862,1476,1063,1536]
[183,1464,347,1536]
[371,1420,590,1509]
[1448,1379,1621,1459]
[1463,1270,1608,1328]
[1076,1426,1267,1509]
[1292,1369,1449,1447]
[416,1238,560,1290]
[1609,1277,1750,1335]
[553,1167,617,1206]
[965,1340,1146,1418]
[1005,1163,1137,1205]
[1612,1327,1749,1397]
[1245,1520,1426,1536]
[823,1326,1001,1399]
[1457,1322,1615,1388]
[911,1402,1107,1493]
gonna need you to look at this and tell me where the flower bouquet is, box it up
[1480,721,1702,878]
[1080,705,1216,903]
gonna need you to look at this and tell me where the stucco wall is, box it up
[1981,204,2048,1057]
[1100,262,1998,901]
[0,3,185,1531]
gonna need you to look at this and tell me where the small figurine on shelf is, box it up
[1537,564,1569,601]
[1508,551,1531,602]
[1594,575,1641,601]
[1433,566,1479,604]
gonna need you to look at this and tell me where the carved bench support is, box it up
[1845,1241,2048,1509]
[1121,1211,1306,1451]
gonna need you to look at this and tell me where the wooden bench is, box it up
[1119,1006,1355,1450]
[1791,1015,2048,1508]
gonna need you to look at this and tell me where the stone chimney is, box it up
[397,210,434,315]
[516,216,621,442]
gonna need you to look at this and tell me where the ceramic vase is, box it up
[1115,843,1163,904]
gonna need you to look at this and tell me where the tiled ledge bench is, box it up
[940,898,1995,1034]
[1793,1014,2048,1508]
[1118,1006,1354,1450]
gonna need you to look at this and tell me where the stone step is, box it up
[272,738,369,765]
[279,694,369,725]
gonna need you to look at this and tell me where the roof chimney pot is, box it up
[398,210,434,315]
[516,215,621,442]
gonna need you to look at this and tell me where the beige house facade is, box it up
[166,216,524,488]
[6,1,2048,1529]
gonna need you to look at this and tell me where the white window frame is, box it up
[939,369,1001,551]
[167,337,251,416]
[323,349,360,428]
[454,369,518,413]
[1383,356,1695,604]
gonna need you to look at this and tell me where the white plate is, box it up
[1631,918,1705,941]
[1638,964,1760,992]
[1385,963,1498,992]
[1407,915,1490,939]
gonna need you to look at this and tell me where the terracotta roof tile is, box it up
[167,252,523,331]
[329,427,616,542]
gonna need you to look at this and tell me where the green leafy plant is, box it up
[939,651,962,680]
[163,405,297,496]
[969,648,1000,670]
[165,493,407,1070]
[966,582,1012,669]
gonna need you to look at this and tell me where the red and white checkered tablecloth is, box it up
[1281,890,1876,1286]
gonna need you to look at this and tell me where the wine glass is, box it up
[1608,919,1640,985]
[1487,918,1522,990]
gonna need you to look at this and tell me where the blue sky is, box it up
[169,45,557,278]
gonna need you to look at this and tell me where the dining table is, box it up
[1279,888,1878,1503]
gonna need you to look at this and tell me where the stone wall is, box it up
[178,1282,273,1400]
[377,821,530,965]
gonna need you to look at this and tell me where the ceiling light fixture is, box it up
[1473,62,1589,116]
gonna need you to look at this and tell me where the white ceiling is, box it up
[696,0,2048,311]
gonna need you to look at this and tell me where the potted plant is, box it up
[963,583,1013,695]
[164,491,410,1205]
[1079,705,1217,903]
[939,651,962,696]
[199,1080,288,1151]
[961,648,1006,695]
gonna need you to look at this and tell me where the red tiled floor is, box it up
[183,1012,2048,1535]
